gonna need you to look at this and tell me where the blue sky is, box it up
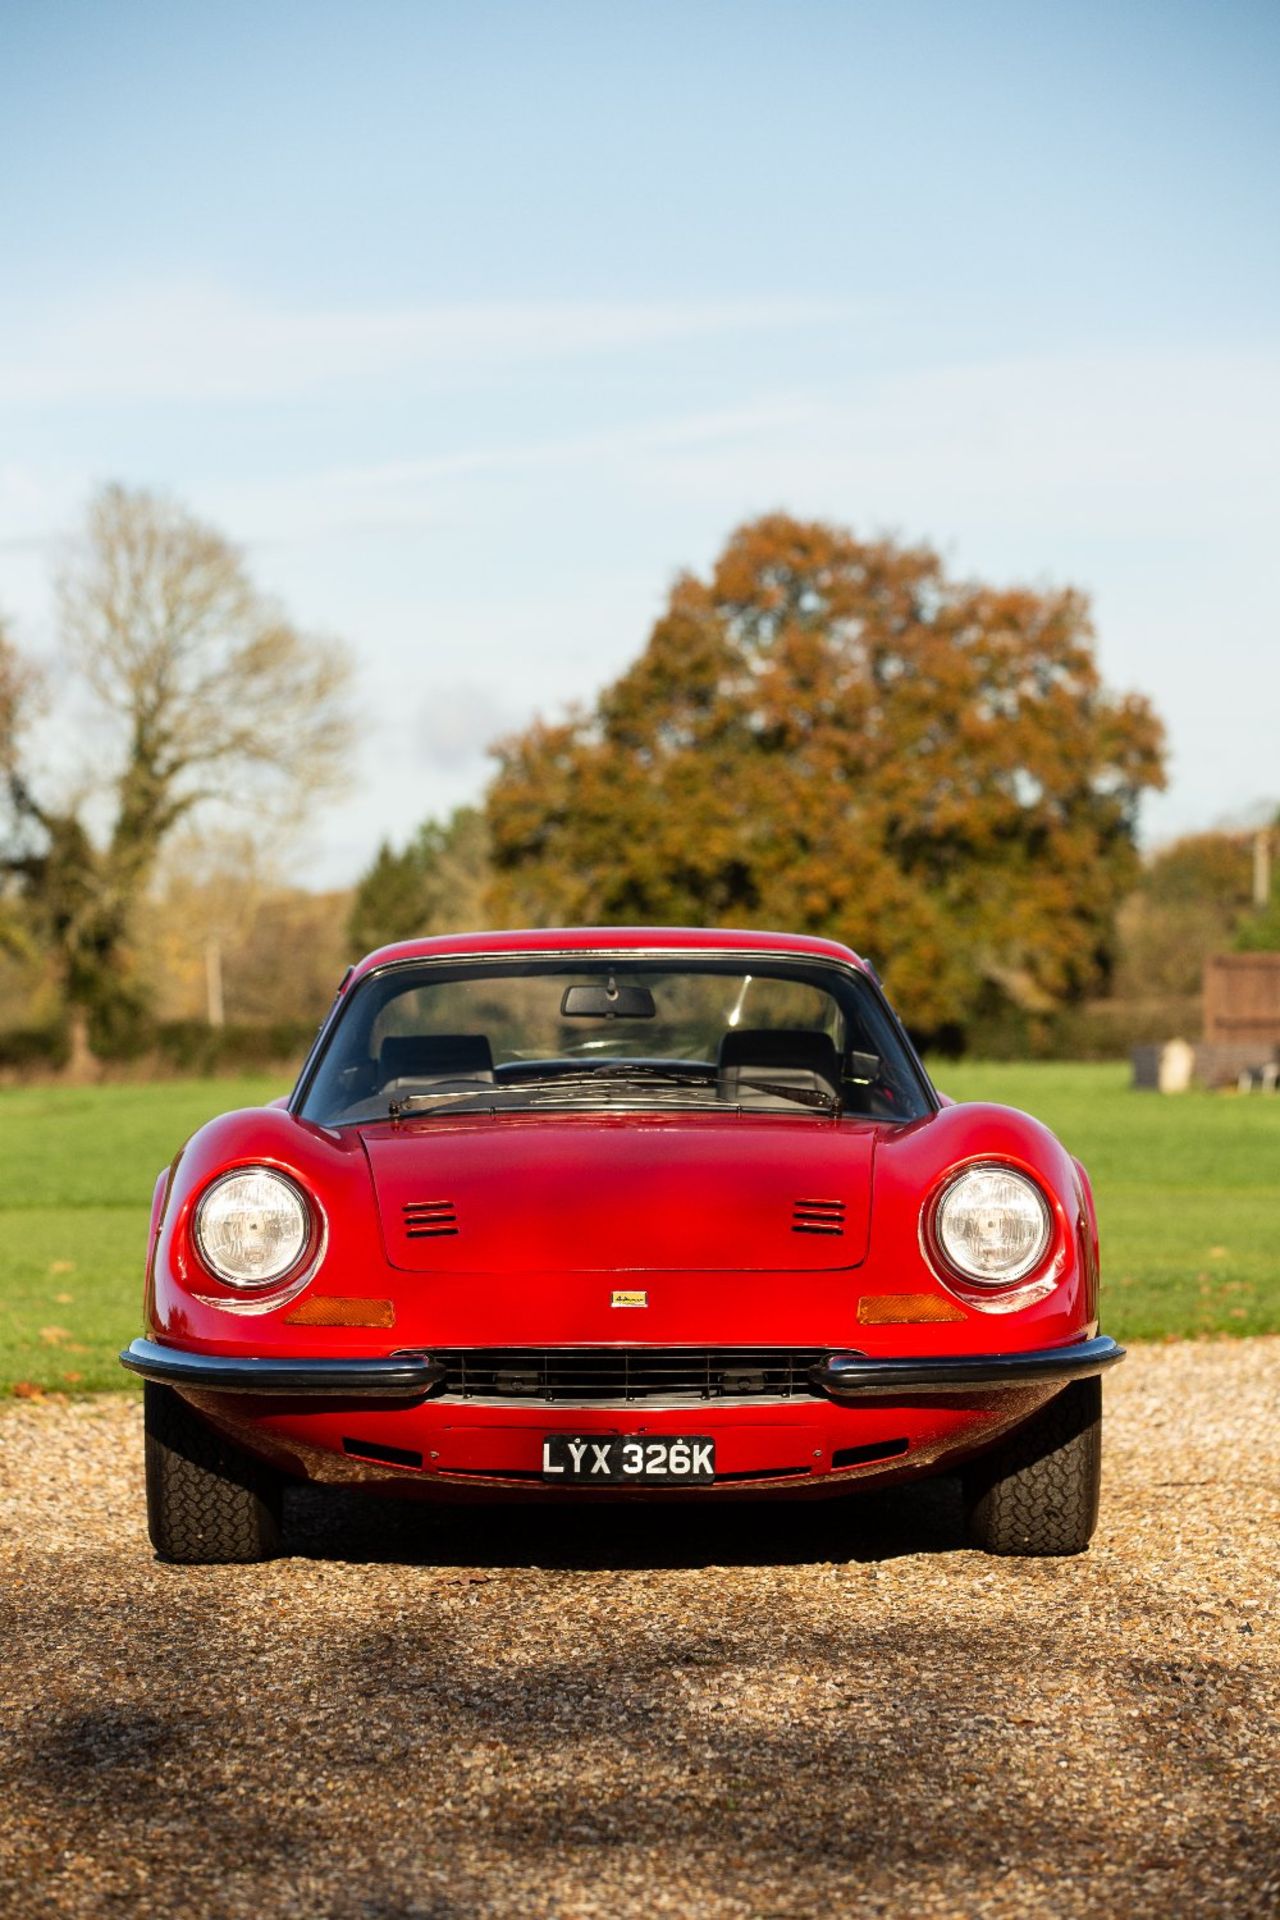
[2,0,1278,884]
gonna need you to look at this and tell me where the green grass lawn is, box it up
[1,1065,1276,1395]
[936,1062,1280,1342]
[0,1077,285,1395]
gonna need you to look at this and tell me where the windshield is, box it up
[296,954,933,1127]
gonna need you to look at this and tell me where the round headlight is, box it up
[932,1164,1052,1287]
[194,1169,311,1289]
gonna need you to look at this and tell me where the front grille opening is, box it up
[433,1348,825,1405]
[342,1437,424,1469]
[403,1201,458,1239]
[792,1198,845,1236]
[831,1438,909,1470]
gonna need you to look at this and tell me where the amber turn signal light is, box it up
[857,1293,965,1325]
[283,1296,396,1329]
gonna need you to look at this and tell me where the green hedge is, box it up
[0,1019,316,1078]
[145,1019,318,1074]
[0,1025,71,1072]
[920,995,1202,1063]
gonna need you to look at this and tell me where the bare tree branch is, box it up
[3,486,356,1046]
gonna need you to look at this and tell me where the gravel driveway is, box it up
[1,1339,1277,1920]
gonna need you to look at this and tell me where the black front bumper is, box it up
[813,1334,1124,1399]
[121,1334,1123,1403]
[119,1339,447,1399]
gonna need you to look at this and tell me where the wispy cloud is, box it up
[199,346,1280,553]
[0,280,847,408]
[214,399,818,542]
[635,348,1280,543]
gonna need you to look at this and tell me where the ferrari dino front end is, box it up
[121,927,1122,1563]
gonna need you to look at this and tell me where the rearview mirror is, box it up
[560,982,657,1019]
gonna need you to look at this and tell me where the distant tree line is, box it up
[6,495,1273,1069]
[354,514,1178,1050]
[1114,826,1280,991]
[348,807,490,958]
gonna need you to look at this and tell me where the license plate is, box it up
[541,1435,715,1483]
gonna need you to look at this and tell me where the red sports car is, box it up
[121,927,1122,1563]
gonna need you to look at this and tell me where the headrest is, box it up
[718,1027,840,1087]
[378,1033,494,1083]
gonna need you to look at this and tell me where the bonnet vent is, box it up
[403,1201,459,1239]
[792,1198,845,1237]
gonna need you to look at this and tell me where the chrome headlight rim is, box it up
[192,1165,322,1295]
[923,1159,1055,1292]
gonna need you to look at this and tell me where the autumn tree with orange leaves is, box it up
[486,515,1166,1038]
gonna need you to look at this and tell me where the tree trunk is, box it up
[64,1007,101,1084]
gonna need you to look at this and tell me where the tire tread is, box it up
[144,1382,282,1564]
[963,1377,1102,1557]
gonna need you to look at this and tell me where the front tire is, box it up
[144,1382,283,1564]
[962,1377,1102,1557]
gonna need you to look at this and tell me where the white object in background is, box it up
[1156,1038,1195,1094]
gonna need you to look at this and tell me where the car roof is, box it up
[347,927,867,990]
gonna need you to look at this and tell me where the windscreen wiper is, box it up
[495,1065,713,1091]
[729,1076,841,1113]
[388,1070,713,1119]
[586,1063,837,1112]
[389,1064,838,1118]
[511,1063,838,1112]
[388,1085,499,1119]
